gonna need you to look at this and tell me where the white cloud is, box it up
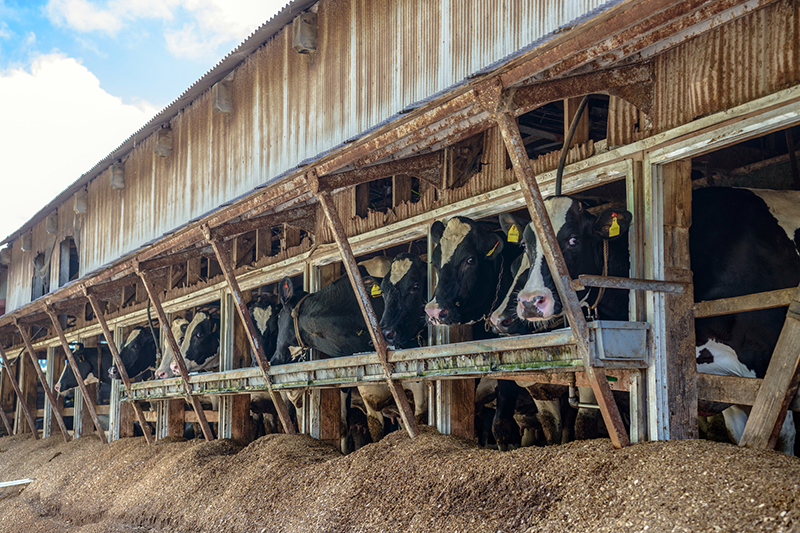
[46,0,123,35]
[0,54,159,240]
[0,21,12,40]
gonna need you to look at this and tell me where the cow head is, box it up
[247,293,281,364]
[109,326,157,381]
[55,343,95,395]
[271,276,309,366]
[379,253,427,348]
[425,217,505,325]
[488,248,533,336]
[515,196,631,323]
[154,317,189,379]
[171,311,220,375]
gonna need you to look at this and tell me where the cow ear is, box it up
[485,233,504,259]
[362,276,382,297]
[180,323,189,334]
[279,277,295,304]
[593,209,632,239]
[430,221,445,246]
[498,213,525,244]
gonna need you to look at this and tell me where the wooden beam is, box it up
[0,345,38,438]
[318,388,341,448]
[0,369,12,436]
[485,91,628,448]
[694,288,796,319]
[43,304,106,443]
[84,290,153,444]
[201,229,297,434]
[564,97,589,150]
[311,183,419,439]
[16,324,70,442]
[740,286,800,450]
[661,160,698,439]
[134,268,214,441]
[320,151,444,192]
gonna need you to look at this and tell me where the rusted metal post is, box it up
[15,323,71,443]
[310,178,419,438]
[44,305,107,443]
[135,266,214,441]
[84,289,154,444]
[0,346,38,438]
[479,85,628,448]
[200,226,297,434]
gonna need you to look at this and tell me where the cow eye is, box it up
[195,331,203,338]
[411,283,420,291]
[568,237,579,247]
[466,257,476,265]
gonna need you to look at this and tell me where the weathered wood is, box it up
[489,102,629,448]
[0,370,12,436]
[77,383,97,437]
[16,324,70,442]
[354,183,369,219]
[661,160,698,439]
[393,175,414,206]
[202,229,297,434]
[118,394,135,438]
[564,97,589,149]
[17,348,38,435]
[84,291,153,444]
[450,378,475,441]
[318,388,341,448]
[740,287,800,450]
[282,225,301,251]
[167,400,185,437]
[313,186,419,438]
[135,269,214,441]
[186,257,202,286]
[320,152,443,192]
[572,275,688,293]
[255,228,271,261]
[0,347,37,438]
[230,394,251,442]
[694,288,796,319]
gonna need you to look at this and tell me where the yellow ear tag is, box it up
[370,285,382,297]
[507,225,520,243]
[609,214,620,238]
[486,241,499,257]
[212,322,218,333]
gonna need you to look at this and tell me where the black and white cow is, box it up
[108,327,158,382]
[170,311,220,375]
[379,253,428,348]
[513,187,800,453]
[153,317,190,379]
[55,343,113,395]
[247,294,282,366]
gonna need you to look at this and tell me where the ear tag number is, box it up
[486,241,499,257]
[370,285,382,297]
[609,214,620,238]
[507,225,520,243]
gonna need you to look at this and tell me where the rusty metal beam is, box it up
[572,274,688,294]
[84,289,154,445]
[15,323,71,443]
[135,267,214,441]
[139,246,215,273]
[200,227,297,434]
[0,345,39,438]
[210,204,317,242]
[310,178,419,439]
[480,84,629,448]
[43,304,107,443]
[511,63,654,118]
[320,152,445,191]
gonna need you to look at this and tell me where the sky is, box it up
[0,0,288,242]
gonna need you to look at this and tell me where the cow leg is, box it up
[516,382,564,445]
[357,385,392,443]
[723,405,795,455]
[574,387,600,440]
[403,381,427,424]
[492,380,521,451]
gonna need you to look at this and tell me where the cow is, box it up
[379,253,428,348]
[108,327,158,382]
[512,187,800,453]
[54,343,113,395]
[154,317,190,379]
[169,311,220,376]
[246,293,282,366]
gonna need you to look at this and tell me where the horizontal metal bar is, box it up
[694,287,797,318]
[572,275,688,293]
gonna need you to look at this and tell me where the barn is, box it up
[0,0,800,527]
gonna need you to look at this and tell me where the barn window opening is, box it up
[59,237,79,288]
[31,251,51,300]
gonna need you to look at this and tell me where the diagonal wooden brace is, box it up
[0,379,11,436]
[135,266,214,441]
[488,105,629,448]
[312,182,419,438]
[15,322,71,443]
[0,345,39,439]
[740,285,800,450]
[83,289,154,445]
[43,305,107,443]
[200,226,297,435]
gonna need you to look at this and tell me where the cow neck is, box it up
[467,254,504,327]
[579,239,609,320]
[290,293,313,358]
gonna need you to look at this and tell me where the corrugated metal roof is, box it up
[0,0,318,247]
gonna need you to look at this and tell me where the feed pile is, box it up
[0,427,797,532]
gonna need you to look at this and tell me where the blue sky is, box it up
[0,0,287,241]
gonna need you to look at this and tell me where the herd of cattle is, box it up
[53,186,800,454]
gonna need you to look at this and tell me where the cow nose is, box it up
[108,367,117,378]
[54,383,60,393]
[382,329,397,344]
[425,303,448,323]
[155,370,168,379]
[517,291,552,319]
[170,362,180,375]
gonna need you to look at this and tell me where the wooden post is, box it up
[44,347,65,438]
[166,399,185,438]
[318,388,341,448]
[77,383,97,437]
[43,305,107,443]
[227,394,251,442]
[201,228,296,434]
[660,160,697,439]
[218,290,251,440]
[84,290,154,444]
[311,183,419,439]
[740,285,800,449]
[16,349,38,435]
[187,257,202,286]
[0,349,37,438]
[563,97,589,150]
[485,96,628,448]
[393,175,413,206]
[282,224,301,251]
[255,228,272,261]
[16,324,71,442]
[0,368,12,436]
[134,268,214,441]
